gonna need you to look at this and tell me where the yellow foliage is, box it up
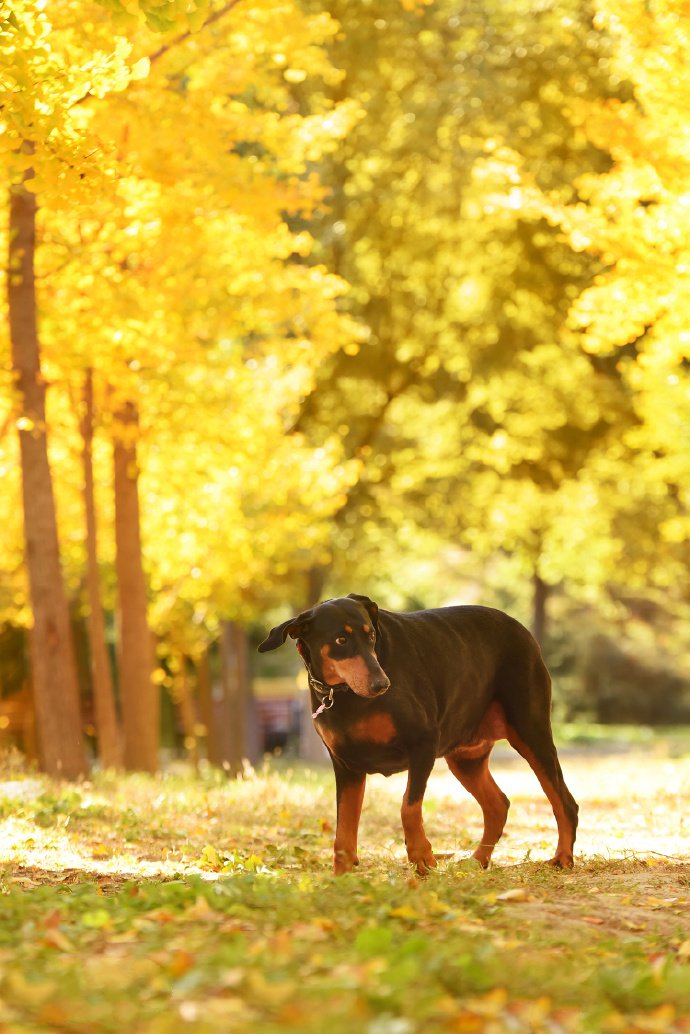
[549,0,690,540]
[0,0,363,628]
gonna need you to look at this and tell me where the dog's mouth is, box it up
[351,677,390,699]
[325,654,391,698]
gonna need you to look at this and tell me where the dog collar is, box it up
[308,674,350,718]
[311,683,334,718]
[297,641,349,717]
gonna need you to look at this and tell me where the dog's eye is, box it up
[369,632,376,642]
[335,636,347,646]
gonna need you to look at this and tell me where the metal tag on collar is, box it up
[312,686,335,719]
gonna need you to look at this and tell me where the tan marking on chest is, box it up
[349,712,397,744]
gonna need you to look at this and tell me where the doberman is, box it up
[258,594,578,875]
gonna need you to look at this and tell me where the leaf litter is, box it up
[1,743,690,1031]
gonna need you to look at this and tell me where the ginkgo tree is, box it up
[549,0,690,592]
[294,0,630,633]
[1,0,362,774]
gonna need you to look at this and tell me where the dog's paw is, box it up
[333,849,359,875]
[407,840,437,877]
[472,846,494,869]
[546,851,574,869]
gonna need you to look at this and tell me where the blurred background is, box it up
[1,0,689,776]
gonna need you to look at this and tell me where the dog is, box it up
[258,594,578,875]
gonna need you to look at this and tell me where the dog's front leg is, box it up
[401,736,437,876]
[331,758,366,875]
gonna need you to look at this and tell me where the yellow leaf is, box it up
[5,971,57,1007]
[639,1004,676,1031]
[130,57,150,81]
[496,887,533,903]
[465,988,509,1017]
[42,928,73,952]
[389,905,420,920]
[82,955,158,991]
[183,895,218,921]
[246,971,298,1006]
[169,950,195,978]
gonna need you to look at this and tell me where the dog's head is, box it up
[258,594,390,699]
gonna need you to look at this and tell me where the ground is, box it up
[1,728,690,1032]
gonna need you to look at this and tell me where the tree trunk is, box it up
[196,647,221,765]
[81,370,123,769]
[7,169,87,779]
[217,621,260,775]
[532,570,549,649]
[218,620,246,776]
[175,655,199,770]
[113,400,158,772]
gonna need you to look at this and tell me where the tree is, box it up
[294,0,627,631]
[81,369,122,768]
[7,166,87,778]
[551,0,690,591]
[1,0,362,769]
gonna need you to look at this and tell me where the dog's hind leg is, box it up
[445,749,510,868]
[501,658,579,868]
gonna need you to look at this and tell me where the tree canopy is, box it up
[2,0,689,770]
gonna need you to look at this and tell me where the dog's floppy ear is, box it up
[347,593,379,630]
[257,608,315,653]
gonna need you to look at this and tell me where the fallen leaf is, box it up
[388,905,420,920]
[496,888,533,903]
[90,843,112,858]
[465,988,509,1017]
[169,949,195,977]
[41,927,73,952]
[5,971,57,1007]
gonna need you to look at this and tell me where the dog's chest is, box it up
[315,709,409,775]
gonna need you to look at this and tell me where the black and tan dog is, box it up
[258,594,578,875]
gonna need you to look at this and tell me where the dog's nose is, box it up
[371,677,390,695]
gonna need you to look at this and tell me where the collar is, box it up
[297,640,349,717]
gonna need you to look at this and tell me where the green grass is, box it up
[1,736,690,1032]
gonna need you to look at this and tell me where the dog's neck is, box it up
[296,640,349,700]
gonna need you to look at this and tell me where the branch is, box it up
[69,0,243,109]
[147,0,243,68]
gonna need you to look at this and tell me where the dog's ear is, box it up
[257,608,315,653]
[347,593,379,631]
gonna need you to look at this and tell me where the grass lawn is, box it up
[1,729,690,1032]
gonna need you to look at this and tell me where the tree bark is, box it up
[113,400,158,772]
[7,170,87,779]
[175,655,199,770]
[81,369,123,768]
[218,620,246,776]
[217,621,260,775]
[196,647,221,765]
